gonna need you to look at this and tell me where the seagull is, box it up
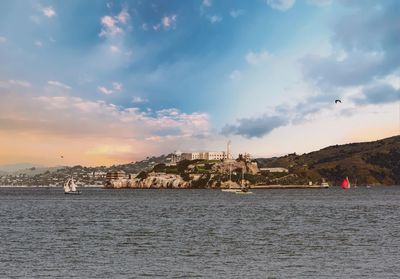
[335,99,342,104]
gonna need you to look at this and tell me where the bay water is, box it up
[0,187,399,278]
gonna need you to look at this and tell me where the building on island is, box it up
[181,151,228,161]
[205,151,228,160]
[181,152,201,160]
[178,141,233,162]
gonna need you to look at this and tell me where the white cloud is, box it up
[110,45,120,53]
[97,82,123,95]
[209,15,222,23]
[161,15,177,29]
[99,16,122,37]
[42,6,56,18]
[153,15,179,31]
[0,90,210,141]
[47,80,71,90]
[0,36,7,43]
[10,80,32,87]
[99,9,130,37]
[142,23,149,31]
[266,0,296,11]
[383,75,400,90]
[132,96,149,104]
[112,82,122,91]
[97,86,113,95]
[153,24,161,31]
[202,0,212,7]
[0,80,31,88]
[230,9,245,18]
[117,9,130,24]
[35,41,43,47]
[229,70,242,81]
[245,50,271,65]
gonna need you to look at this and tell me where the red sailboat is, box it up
[341,177,350,189]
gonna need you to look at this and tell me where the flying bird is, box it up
[335,99,342,104]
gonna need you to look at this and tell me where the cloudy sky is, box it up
[0,0,399,166]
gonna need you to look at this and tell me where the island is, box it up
[1,135,399,188]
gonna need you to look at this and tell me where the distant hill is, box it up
[11,166,64,176]
[100,154,173,174]
[0,163,45,173]
[256,135,400,185]
[0,154,173,186]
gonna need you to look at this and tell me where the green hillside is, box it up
[256,136,400,186]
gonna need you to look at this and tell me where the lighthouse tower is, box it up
[227,140,232,160]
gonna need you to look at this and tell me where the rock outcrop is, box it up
[104,173,190,189]
[211,160,259,175]
[104,159,260,189]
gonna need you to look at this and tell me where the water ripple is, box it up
[0,187,399,278]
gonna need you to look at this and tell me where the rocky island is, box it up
[104,135,400,189]
[104,159,260,189]
[1,136,399,187]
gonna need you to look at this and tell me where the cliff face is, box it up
[104,173,248,189]
[211,160,259,175]
[256,136,400,185]
[104,173,189,189]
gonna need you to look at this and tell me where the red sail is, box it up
[341,178,349,189]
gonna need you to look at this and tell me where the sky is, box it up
[0,0,399,166]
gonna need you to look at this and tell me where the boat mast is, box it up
[229,162,232,182]
[241,168,244,187]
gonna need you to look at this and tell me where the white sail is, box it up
[64,178,71,193]
[70,179,77,192]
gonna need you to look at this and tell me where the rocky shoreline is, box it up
[103,173,246,189]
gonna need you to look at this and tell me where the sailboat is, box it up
[221,163,239,192]
[235,169,253,194]
[341,176,351,189]
[64,178,81,195]
[235,187,253,194]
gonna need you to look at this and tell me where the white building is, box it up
[181,152,201,160]
[179,141,232,162]
[181,151,227,161]
[204,151,227,160]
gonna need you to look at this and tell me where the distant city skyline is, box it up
[0,0,399,166]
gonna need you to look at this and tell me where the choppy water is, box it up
[0,187,400,278]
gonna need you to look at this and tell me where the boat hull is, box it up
[222,188,253,194]
[221,189,239,192]
[235,191,253,194]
